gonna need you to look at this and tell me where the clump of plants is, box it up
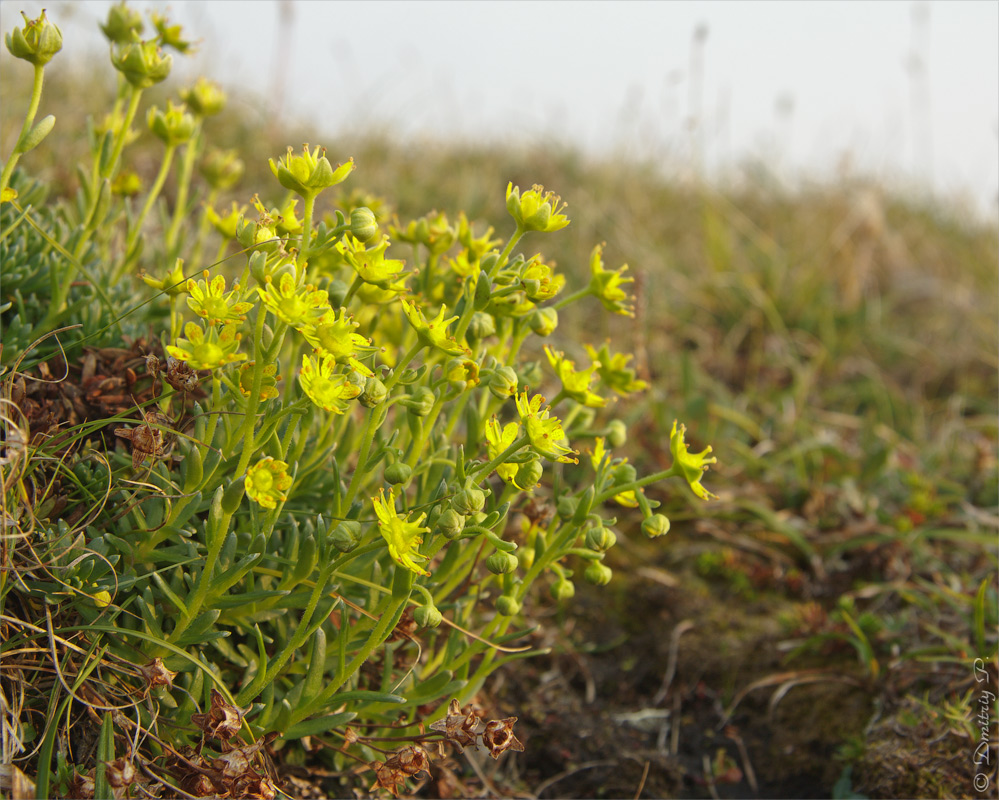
[0,6,716,797]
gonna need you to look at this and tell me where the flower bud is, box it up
[495,594,522,616]
[641,514,670,538]
[452,486,485,517]
[474,270,494,310]
[100,3,144,44]
[330,520,361,552]
[350,207,378,243]
[557,496,577,522]
[611,463,638,486]
[486,550,518,575]
[414,602,443,628]
[6,10,63,66]
[434,508,465,540]
[147,101,195,146]
[358,376,388,408]
[401,387,435,417]
[111,39,173,89]
[606,419,627,448]
[514,457,543,492]
[517,547,535,570]
[466,311,496,344]
[518,360,543,388]
[528,307,559,337]
[200,148,244,191]
[181,77,226,117]
[488,365,518,400]
[445,358,479,392]
[141,257,186,297]
[550,577,575,602]
[584,525,617,553]
[584,561,613,586]
[384,462,412,485]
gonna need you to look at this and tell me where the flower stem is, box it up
[0,63,45,198]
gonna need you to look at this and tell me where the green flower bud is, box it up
[100,3,144,45]
[480,254,500,276]
[486,550,519,575]
[606,419,627,448]
[528,307,559,337]
[488,365,518,400]
[572,487,595,525]
[111,39,173,89]
[584,561,613,586]
[331,520,361,552]
[199,147,244,191]
[514,457,543,492]
[147,101,195,147]
[141,257,186,297]
[401,387,435,417]
[584,525,617,553]
[517,360,543,388]
[414,602,443,628]
[434,508,465,540]
[611,463,638,486]
[464,314,494,349]
[517,547,535,570]
[495,594,522,616]
[557,496,577,521]
[358,376,388,408]
[350,207,378,243]
[326,279,350,308]
[641,514,670,538]
[452,486,485,517]
[550,577,576,602]
[474,270,494,310]
[6,10,63,66]
[180,77,226,117]
[384,462,413,485]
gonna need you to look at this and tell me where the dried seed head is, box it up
[139,657,177,690]
[105,758,137,788]
[482,717,525,759]
[191,688,248,740]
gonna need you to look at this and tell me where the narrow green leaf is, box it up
[284,711,356,740]
[93,712,114,800]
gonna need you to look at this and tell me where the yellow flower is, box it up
[506,183,570,233]
[245,457,292,509]
[300,307,377,377]
[587,244,634,317]
[256,273,328,329]
[344,235,408,292]
[670,420,717,500]
[590,437,640,507]
[485,418,522,487]
[401,299,469,357]
[238,362,279,401]
[584,342,648,395]
[521,256,566,302]
[544,346,606,408]
[186,272,253,325]
[372,487,431,576]
[515,391,577,464]
[166,322,245,371]
[298,354,361,414]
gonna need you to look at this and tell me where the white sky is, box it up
[3,0,998,216]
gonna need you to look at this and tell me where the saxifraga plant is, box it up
[0,5,718,797]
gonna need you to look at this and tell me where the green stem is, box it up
[469,434,529,482]
[298,193,316,273]
[118,143,177,279]
[0,63,45,197]
[165,122,203,253]
[490,227,525,280]
[298,568,413,719]
[552,286,591,312]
